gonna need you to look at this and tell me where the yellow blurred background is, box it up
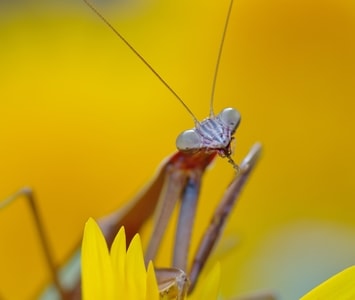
[0,0,355,299]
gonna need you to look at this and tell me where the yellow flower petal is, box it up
[147,261,160,300]
[126,234,148,300]
[81,218,116,300]
[301,266,355,299]
[81,219,160,300]
[110,226,127,298]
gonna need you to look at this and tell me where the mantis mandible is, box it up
[0,0,270,299]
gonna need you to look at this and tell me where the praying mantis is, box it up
[0,1,273,299]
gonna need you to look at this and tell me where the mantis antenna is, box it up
[209,0,234,117]
[83,0,200,125]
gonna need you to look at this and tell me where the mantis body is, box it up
[0,0,273,299]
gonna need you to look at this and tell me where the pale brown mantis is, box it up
[0,0,271,299]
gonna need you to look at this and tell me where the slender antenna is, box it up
[209,0,234,117]
[83,0,200,124]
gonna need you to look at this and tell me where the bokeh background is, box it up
[0,0,355,299]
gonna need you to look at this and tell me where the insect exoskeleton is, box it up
[176,107,241,153]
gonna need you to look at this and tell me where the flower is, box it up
[81,218,221,300]
[300,266,355,299]
[81,218,159,300]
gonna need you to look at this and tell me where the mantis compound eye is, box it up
[218,107,241,134]
[176,129,202,152]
